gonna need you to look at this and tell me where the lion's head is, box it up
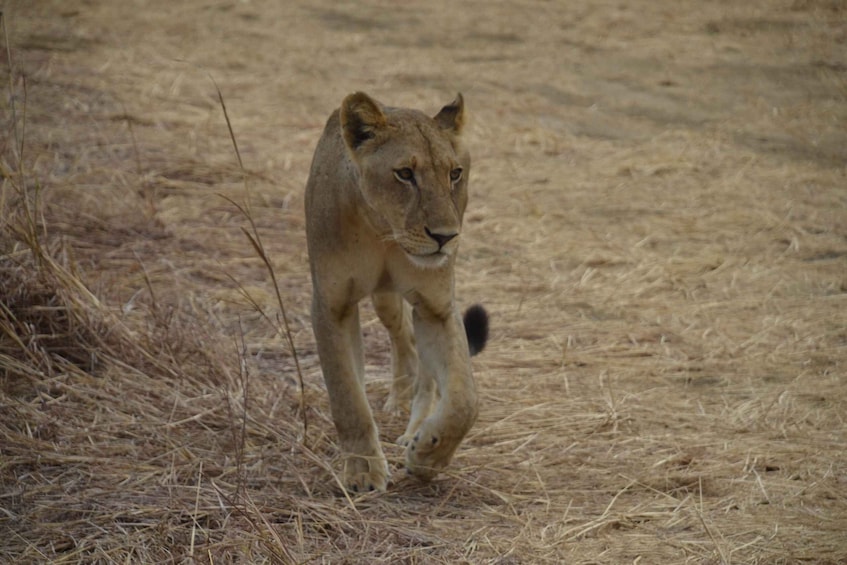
[340,92,470,268]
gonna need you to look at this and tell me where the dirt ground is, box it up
[2,0,846,563]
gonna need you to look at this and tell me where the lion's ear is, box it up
[434,93,464,135]
[341,92,386,151]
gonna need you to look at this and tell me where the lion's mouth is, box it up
[406,249,449,268]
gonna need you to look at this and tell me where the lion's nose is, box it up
[425,227,458,249]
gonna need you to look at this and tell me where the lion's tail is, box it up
[463,304,489,356]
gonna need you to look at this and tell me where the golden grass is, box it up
[2,0,846,563]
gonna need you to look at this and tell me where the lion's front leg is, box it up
[312,300,389,492]
[403,306,479,481]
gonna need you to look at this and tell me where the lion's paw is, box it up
[402,414,473,482]
[396,428,420,448]
[383,391,409,415]
[405,430,440,455]
[342,455,389,493]
[403,430,443,482]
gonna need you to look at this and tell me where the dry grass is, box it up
[2,0,846,563]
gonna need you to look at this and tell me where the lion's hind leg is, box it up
[396,362,437,448]
[372,292,419,414]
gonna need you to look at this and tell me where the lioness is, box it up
[305,92,488,492]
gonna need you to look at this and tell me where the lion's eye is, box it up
[394,168,415,182]
[449,167,463,182]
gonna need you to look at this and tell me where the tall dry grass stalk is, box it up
[211,77,309,444]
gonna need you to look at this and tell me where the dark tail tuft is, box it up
[463,304,489,356]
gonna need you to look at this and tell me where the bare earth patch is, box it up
[2,1,845,563]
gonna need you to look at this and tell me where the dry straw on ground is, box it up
[2,1,846,563]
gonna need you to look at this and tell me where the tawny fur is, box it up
[304,92,484,492]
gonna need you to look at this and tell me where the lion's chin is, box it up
[406,251,450,270]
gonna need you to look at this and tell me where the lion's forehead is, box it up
[382,114,461,169]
